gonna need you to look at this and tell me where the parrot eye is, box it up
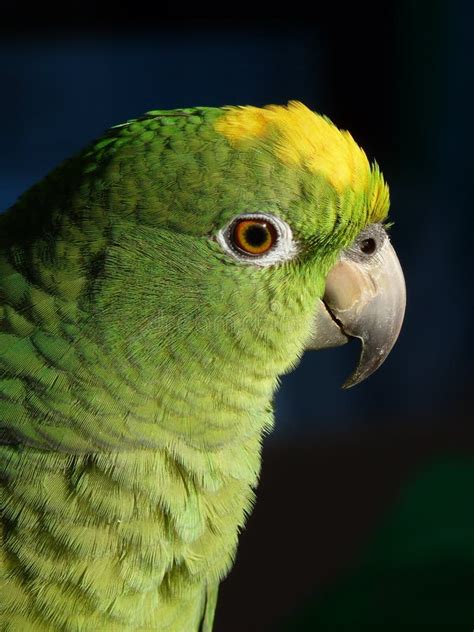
[216,212,297,267]
[232,218,277,255]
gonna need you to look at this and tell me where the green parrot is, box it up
[0,102,405,631]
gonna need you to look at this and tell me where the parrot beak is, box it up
[306,232,406,388]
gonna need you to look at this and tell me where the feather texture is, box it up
[0,104,389,630]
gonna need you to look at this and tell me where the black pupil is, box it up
[244,223,269,247]
[360,237,376,255]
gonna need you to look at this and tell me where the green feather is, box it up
[1,105,389,630]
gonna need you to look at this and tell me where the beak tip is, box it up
[341,374,361,390]
[341,381,354,390]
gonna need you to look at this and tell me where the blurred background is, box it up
[1,2,473,629]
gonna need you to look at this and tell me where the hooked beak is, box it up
[306,230,406,388]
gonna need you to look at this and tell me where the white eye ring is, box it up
[216,212,298,267]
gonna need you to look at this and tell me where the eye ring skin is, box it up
[345,223,387,264]
[216,212,298,267]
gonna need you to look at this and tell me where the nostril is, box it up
[360,238,376,254]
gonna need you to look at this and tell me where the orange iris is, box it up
[231,219,277,255]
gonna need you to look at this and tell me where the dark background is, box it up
[1,2,473,629]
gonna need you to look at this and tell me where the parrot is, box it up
[0,101,405,631]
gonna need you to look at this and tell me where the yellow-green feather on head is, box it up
[215,100,389,234]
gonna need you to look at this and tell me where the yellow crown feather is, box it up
[215,101,389,222]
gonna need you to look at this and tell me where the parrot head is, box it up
[1,101,405,450]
